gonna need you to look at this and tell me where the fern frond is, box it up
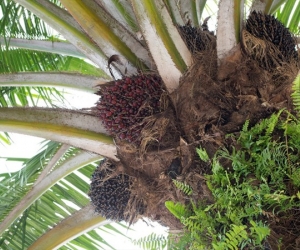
[165,201,186,219]
[292,74,300,112]
[213,224,248,250]
[196,147,210,163]
[249,220,270,244]
[265,110,283,138]
[181,217,201,232]
[132,233,167,250]
[172,179,193,195]
[238,110,283,147]
[242,120,249,133]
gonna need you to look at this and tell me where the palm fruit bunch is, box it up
[178,25,208,53]
[96,74,163,143]
[89,159,132,221]
[246,11,298,62]
[178,18,214,53]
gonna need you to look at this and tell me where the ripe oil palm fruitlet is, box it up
[0,0,299,248]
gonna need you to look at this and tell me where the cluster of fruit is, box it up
[246,11,298,62]
[178,25,208,53]
[89,159,132,221]
[96,74,163,143]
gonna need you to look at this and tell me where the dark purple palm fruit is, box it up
[178,25,207,52]
[96,74,164,143]
[246,11,298,63]
[178,17,214,53]
[88,159,132,221]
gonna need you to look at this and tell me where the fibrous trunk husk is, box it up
[91,12,300,242]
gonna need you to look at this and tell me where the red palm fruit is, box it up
[96,74,164,144]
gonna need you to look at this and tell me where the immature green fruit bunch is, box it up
[89,159,132,221]
[96,74,163,143]
[246,11,298,62]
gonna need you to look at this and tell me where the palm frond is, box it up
[59,0,150,74]
[98,0,139,33]
[0,46,104,75]
[273,0,300,34]
[0,36,86,58]
[0,0,54,39]
[0,141,60,223]
[0,107,116,157]
[0,46,108,105]
[0,149,102,236]
[1,142,136,249]
[0,140,123,249]
[0,47,66,106]
[0,72,107,93]
[13,0,112,72]
[0,131,10,144]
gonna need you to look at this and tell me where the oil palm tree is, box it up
[0,0,299,249]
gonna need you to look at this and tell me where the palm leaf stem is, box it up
[179,0,199,26]
[264,0,274,14]
[60,0,150,74]
[0,151,101,237]
[163,0,185,26]
[95,0,139,33]
[0,107,117,158]
[216,0,243,61]
[0,37,85,58]
[234,0,244,41]
[28,204,107,250]
[34,144,70,186]
[250,0,290,14]
[34,0,84,32]
[14,0,110,73]
[251,0,271,13]
[139,0,191,72]
[131,0,191,92]
[0,72,106,93]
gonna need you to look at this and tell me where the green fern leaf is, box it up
[242,120,249,132]
[292,74,300,112]
[132,233,167,250]
[265,110,283,137]
[182,217,201,232]
[196,147,210,162]
[224,225,247,249]
[172,180,193,195]
[165,201,186,219]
